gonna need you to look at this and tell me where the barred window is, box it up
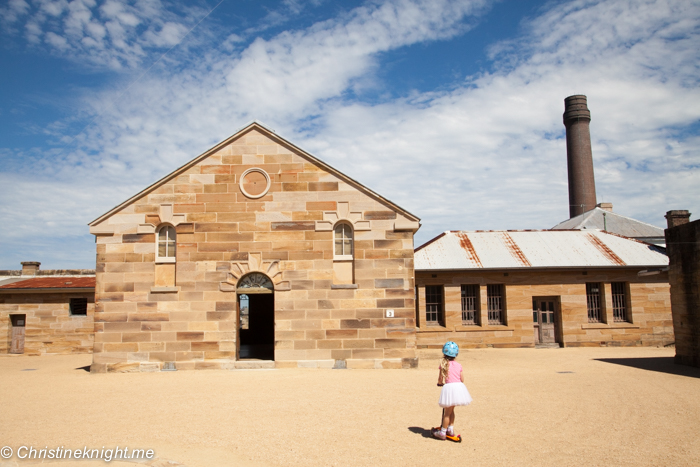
[586,283,603,323]
[425,286,443,325]
[487,284,504,325]
[70,298,88,316]
[611,282,629,322]
[461,285,478,325]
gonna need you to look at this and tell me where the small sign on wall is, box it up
[386,309,394,318]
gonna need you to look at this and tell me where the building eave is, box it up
[0,287,95,294]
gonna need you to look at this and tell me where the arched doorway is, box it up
[237,272,275,360]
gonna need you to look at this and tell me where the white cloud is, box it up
[1,0,204,70]
[0,0,31,25]
[1,0,699,268]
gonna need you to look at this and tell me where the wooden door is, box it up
[532,299,557,344]
[10,314,26,354]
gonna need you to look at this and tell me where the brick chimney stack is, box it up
[665,210,691,229]
[21,261,41,275]
[564,95,597,218]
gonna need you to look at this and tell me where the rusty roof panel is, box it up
[586,233,626,265]
[0,277,96,289]
[501,232,531,267]
[415,230,668,270]
[456,232,482,267]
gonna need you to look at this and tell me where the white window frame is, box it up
[333,222,354,260]
[156,224,177,263]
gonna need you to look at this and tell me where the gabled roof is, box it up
[415,230,668,271]
[89,121,420,227]
[551,208,664,241]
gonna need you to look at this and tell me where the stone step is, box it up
[233,360,276,370]
[535,343,561,349]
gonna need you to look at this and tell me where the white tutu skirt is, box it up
[439,382,473,408]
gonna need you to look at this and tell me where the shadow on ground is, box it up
[75,365,91,372]
[408,427,434,439]
[595,357,700,379]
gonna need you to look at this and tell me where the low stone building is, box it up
[0,262,95,355]
[664,210,700,367]
[414,230,673,352]
[88,122,421,372]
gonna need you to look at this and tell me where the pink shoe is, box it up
[432,428,446,440]
[447,427,455,436]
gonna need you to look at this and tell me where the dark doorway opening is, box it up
[238,293,274,360]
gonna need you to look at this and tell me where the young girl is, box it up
[432,341,472,440]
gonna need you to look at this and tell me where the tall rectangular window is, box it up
[611,282,629,322]
[461,285,478,325]
[586,283,603,323]
[487,284,504,325]
[425,285,443,325]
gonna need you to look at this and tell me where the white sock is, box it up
[448,425,454,433]
[440,427,447,434]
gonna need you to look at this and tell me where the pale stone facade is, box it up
[414,230,674,354]
[0,264,95,356]
[89,123,420,372]
[415,269,673,355]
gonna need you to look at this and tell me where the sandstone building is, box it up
[0,262,95,355]
[87,122,421,372]
[414,230,673,352]
[2,97,677,367]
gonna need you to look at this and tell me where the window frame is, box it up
[487,284,505,325]
[156,224,177,263]
[69,297,88,316]
[586,282,604,323]
[333,222,354,260]
[425,285,444,326]
[461,284,479,325]
[611,282,630,323]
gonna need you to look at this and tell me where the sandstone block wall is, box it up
[415,269,673,356]
[0,292,95,355]
[90,126,419,372]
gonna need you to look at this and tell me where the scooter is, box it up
[432,408,462,442]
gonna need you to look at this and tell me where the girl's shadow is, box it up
[408,426,434,438]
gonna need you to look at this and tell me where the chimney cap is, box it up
[563,94,591,124]
[665,210,691,229]
[21,261,41,276]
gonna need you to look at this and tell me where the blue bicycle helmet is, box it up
[442,341,459,357]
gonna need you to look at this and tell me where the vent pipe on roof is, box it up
[564,95,597,218]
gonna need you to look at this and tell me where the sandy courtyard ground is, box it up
[1,347,699,467]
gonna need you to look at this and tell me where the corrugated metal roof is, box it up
[415,230,668,270]
[552,208,664,239]
[0,277,95,289]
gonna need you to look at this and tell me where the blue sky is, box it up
[1,0,699,269]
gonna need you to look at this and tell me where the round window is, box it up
[240,168,271,199]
